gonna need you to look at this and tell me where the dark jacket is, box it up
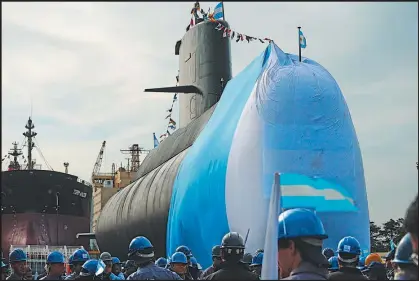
[328,267,368,280]
[127,263,182,280]
[282,261,329,280]
[40,274,64,280]
[200,266,217,280]
[204,261,259,280]
[6,273,25,280]
[188,266,200,280]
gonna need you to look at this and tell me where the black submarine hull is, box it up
[95,20,232,259]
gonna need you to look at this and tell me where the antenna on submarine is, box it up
[30,96,33,119]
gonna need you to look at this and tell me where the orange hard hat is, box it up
[365,253,383,266]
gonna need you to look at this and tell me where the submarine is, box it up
[95,19,233,259]
[95,18,370,268]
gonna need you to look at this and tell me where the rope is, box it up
[33,137,54,171]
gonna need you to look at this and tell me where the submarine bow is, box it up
[96,42,369,269]
[167,43,370,268]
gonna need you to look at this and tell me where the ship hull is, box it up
[1,213,90,251]
[1,170,92,258]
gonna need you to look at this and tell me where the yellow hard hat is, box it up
[365,253,383,266]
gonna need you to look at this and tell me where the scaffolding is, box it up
[10,245,82,277]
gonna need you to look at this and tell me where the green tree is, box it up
[370,221,386,252]
[379,218,406,250]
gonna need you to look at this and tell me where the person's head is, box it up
[322,248,335,260]
[254,249,264,255]
[170,252,188,275]
[72,249,90,274]
[220,232,245,263]
[391,233,417,279]
[128,236,154,267]
[365,253,383,267]
[362,262,387,280]
[250,252,263,276]
[211,245,222,267]
[46,251,65,276]
[189,257,199,269]
[328,256,339,273]
[175,246,193,265]
[24,266,33,280]
[404,195,418,258]
[99,252,112,273]
[9,249,27,276]
[79,259,105,280]
[277,208,328,278]
[155,257,167,268]
[336,236,361,268]
[111,257,122,274]
[241,253,253,266]
[384,249,395,269]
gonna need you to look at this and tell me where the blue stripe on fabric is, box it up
[166,44,273,269]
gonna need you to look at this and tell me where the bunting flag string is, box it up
[213,22,273,44]
[187,1,273,44]
[160,74,179,141]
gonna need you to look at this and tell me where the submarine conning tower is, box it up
[95,20,233,259]
[145,19,232,129]
[177,19,232,128]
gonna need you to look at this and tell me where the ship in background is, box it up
[1,117,92,265]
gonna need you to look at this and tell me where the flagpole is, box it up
[298,26,302,62]
[221,1,225,21]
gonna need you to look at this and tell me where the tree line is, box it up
[370,218,406,253]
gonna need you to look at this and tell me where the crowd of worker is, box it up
[2,194,417,280]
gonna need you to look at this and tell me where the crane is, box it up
[120,144,150,172]
[92,141,106,177]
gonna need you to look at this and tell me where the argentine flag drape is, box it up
[213,2,224,20]
[299,29,307,48]
[153,133,159,148]
[167,42,369,269]
[261,173,282,280]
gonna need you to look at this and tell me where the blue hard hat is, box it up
[322,248,335,259]
[72,249,90,263]
[111,257,121,264]
[129,236,153,253]
[176,245,193,257]
[393,233,413,264]
[337,236,361,255]
[328,256,339,270]
[251,252,263,266]
[80,259,105,277]
[47,251,65,264]
[128,236,154,261]
[9,249,27,263]
[277,208,328,240]
[170,252,188,264]
[190,256,198,268]
[155,257,168,268]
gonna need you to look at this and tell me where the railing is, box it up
[10,245,83,275]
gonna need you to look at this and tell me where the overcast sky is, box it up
[2,2,417,224]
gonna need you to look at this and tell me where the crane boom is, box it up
[92,141,106,176]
